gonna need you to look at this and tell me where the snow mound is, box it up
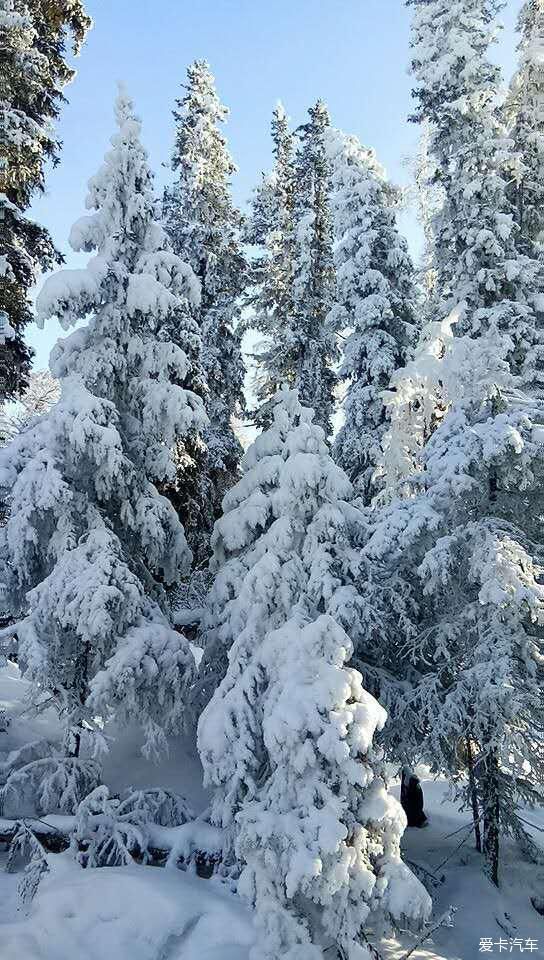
[0,855,254,960]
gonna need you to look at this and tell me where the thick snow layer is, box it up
[383,778,544,960]
[0,856,254,960]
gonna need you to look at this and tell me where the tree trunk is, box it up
[466,737,482,854]
[482,750,500,886]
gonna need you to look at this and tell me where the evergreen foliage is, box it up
[507,0,544,251]
[244,103,296,425]
[0,0,91,399]
[198,388,431,959]
[164,59,246,563]
[0,90,206,799]
[355,0,544,885]
[329,129,417,503]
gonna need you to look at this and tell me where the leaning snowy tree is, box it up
[198,388,431,959]
[506,0,544,251]
[0,88,207,815]
[0,0,91,400]
[357,0,544,887]
[243,103,297,424]
[329,129,418,504]
[163,59,246,564]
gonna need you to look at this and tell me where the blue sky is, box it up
[29,0,523,368]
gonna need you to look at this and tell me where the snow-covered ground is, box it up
[0,856,254,960]
[1,662,543,960]
[384,780,544,960]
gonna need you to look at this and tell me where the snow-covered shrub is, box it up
[6,821,50,908]
[71,786,150,868]
[120,788,194,829]
[70,785,197,870]
[0,752,101,816]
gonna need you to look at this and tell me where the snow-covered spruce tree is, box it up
[0,89,206,812]
[163,60,246,564]
[368,322,544,885]
[243,103,297,424]
[198,388,430,959]
[193,387,365,714]
[359,0,544,886]
[0,0,91,400]
[407,0,544,393]
[290,101,338,437]
[328,129,417,504]
[506,0,544,251]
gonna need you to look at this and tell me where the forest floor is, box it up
[0,660,543,960]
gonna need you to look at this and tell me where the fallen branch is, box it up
[433,828,475,874]
[405,857,444,887]
[0,817,69,853]
[0,815,224,877]
[398,907,457,960]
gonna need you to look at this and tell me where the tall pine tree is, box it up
[507,0,544,251]
[163,60,246,564]
[329,130,417,504]
[244,103,297,424]
[0,90,206,809]
[408,0,544,392]
[291,101,338,436]
[245,101,338,435]
[0,0,91,400]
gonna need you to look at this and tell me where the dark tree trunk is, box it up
[482,750,500,886]
[466,737,482,854]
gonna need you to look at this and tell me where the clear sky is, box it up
[28,0,524,369]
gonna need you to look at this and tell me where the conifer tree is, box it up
[245,102,337,435]
[194,387,368,714]
[360,0,544,886]
[0,90,207,810]
[290,101,338,436]
[244,103,297,424]
[507,0,544,250]
[407,0,544,392]
[0,0,91,400]
[163,60,246,563]
[329,130,417,503]
[198,389,431,959]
